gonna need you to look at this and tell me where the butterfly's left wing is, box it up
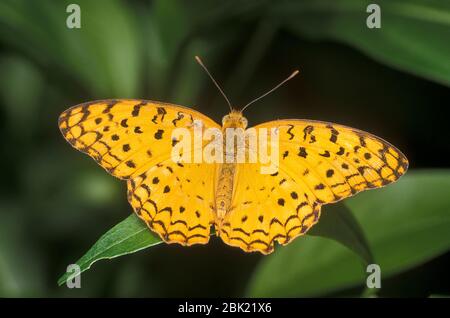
[218,119,408,254]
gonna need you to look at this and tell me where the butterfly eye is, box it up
[222,115,230,125]
[240,117,248,128]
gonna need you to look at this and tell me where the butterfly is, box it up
[59,57,408,254]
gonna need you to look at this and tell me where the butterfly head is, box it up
[222,110,248,129]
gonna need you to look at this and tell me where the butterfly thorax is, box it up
[215,110,248,224]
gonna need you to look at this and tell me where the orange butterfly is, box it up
[59,57,408,254]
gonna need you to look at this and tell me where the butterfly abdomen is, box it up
[215,163,236,221]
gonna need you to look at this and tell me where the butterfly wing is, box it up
[59,99,220,245]
[59,99,220,179]
[218,119,408,254]
[127,159,217,245]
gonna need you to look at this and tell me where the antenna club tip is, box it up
[291,70,300,78]
[195,56,202,62]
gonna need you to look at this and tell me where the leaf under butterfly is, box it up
[308,203,373,265]
[57,201,371,286]
[57,214,162,286]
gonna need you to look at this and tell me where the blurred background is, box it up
[0,0,449,297]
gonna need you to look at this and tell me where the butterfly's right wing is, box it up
[59,99,221,245]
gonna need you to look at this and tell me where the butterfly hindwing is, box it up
[127,158,216,245]
[219,162,321,254]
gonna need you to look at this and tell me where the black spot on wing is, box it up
[154,129,164,139]
[120,119,128,128]
[303,125,314,140]
[126,160,136,168]
[315,183,325,190]
[157,107,167,122]
[359,135,367,147]
[319,150,330,157]
[298,147,307,158]
[337,147,345,156]
[330,134,337,143]
[102,100,118,114]
[286,125,294,140]
[122,144,130,152]
[172,112,184,126]
[132,101,147,117]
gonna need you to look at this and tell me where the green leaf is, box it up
[246,170,450,297]
[246,235,366,297]
[57,214,161,286]
[0,0,143,96]
[308,204,374,265]
[347,170,450,277]
[274,0,450,86]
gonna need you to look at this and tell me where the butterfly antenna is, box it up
[241,70,299,112]
[195,56,233,112]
